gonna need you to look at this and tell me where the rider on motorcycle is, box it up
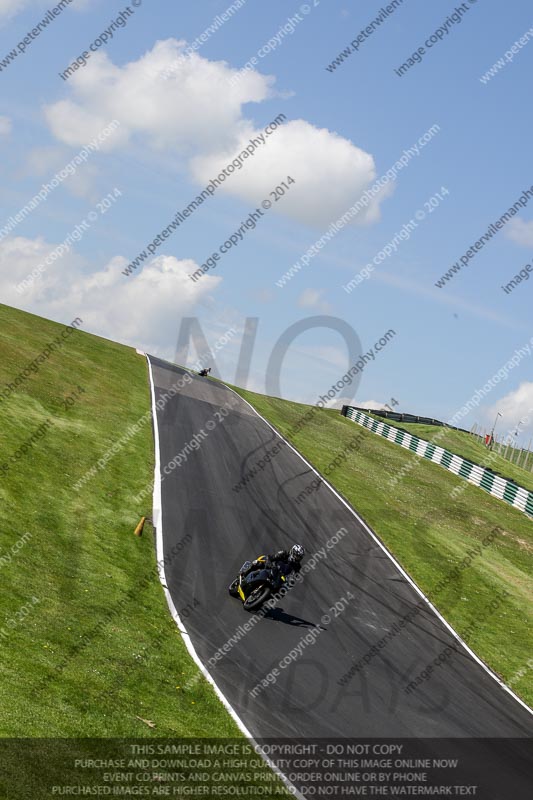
[239,544,305,579]
[229,544,305,606]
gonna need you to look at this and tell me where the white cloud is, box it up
[72,0,97,10]
[190,119,381,227]
[0,0,30,23]
[355,400,391,410]
[63,163,100,199]
[486,382,533,441]
[45,40,272,153]
[505,218,533,248]
[0,0,98,23]
[23,145,70,176]
[298,288,322,307]
[254,287,275,303]
[21,145,100,199]
[297,288,332,313]
[0,115,12,135]
[0,236,220,357]
[44,40,386,227]
[314,394,359,410]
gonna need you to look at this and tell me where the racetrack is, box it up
[146,356,532,793]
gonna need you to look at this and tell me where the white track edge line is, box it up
[225,384,533,719]
[145,355,305,800]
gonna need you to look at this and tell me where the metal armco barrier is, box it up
[341,407,533,518]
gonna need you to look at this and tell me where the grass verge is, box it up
[0,304,243,739]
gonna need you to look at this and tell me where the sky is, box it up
[1,0,532,443]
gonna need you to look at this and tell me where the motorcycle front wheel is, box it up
[243,585,271,612]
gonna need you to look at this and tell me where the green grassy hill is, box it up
[0,303,242,738]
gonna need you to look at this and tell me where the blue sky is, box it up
[1,0,533,442]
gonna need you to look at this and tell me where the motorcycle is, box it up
[228,555,287,612]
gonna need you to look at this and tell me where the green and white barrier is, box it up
[342,407,533,518]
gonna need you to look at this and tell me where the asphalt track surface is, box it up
[147,357,532,792]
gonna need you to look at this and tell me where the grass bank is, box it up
[0,304,242,738]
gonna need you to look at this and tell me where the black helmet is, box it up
[289,544,305,562]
